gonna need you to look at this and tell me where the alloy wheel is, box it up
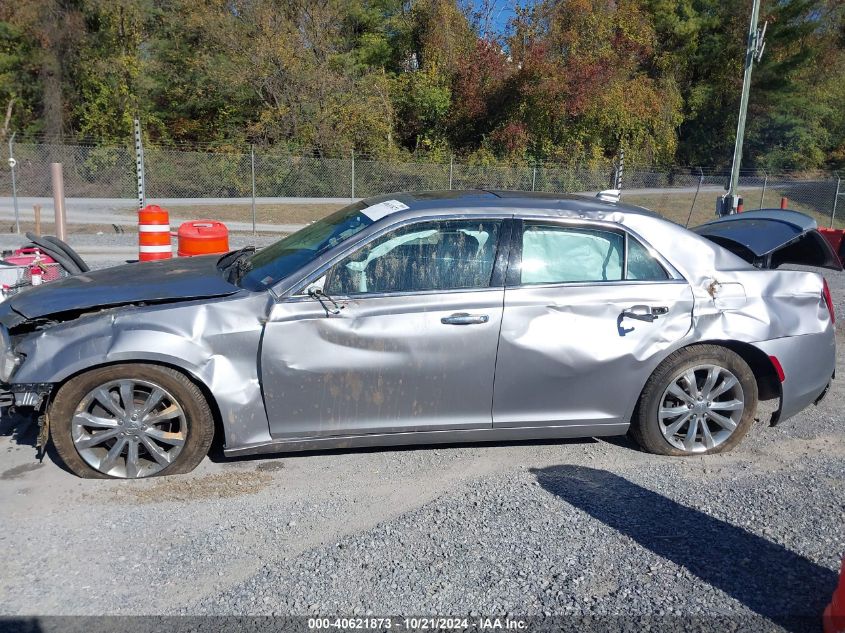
[71,379,187,478]
[658,364,745,453]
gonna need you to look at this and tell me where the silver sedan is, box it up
[0,191,838,478]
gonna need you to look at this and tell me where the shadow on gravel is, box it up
[0,407,70,475]
[596,434,641,451]
[208,437,597,464]
[533,465,836,632]
[0,407,39,447]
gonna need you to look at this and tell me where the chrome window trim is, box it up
[283,285,500,304]
[279,212,513,301]
[504,279,688,292]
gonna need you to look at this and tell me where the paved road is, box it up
[0,234,279,266]
[0,197,311,234]
[0,187,739,232]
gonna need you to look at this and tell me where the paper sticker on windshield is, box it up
[361,199,410,221]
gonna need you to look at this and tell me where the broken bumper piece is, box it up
[0,383,53,410]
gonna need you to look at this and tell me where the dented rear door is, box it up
[492,219,694,430]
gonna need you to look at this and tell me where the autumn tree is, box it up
[0,0,843,171]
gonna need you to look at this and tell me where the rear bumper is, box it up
[754,329,835,423]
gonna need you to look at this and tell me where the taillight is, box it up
[768,355,786,382]
[822,278,835,324]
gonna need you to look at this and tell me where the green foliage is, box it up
[1,0,844,171]
[393,65,453,150]
[0,20,41,137]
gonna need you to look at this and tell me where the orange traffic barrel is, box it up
[177,220,230,257]
[824,557,845,633]
[820,228,845,266]
[138,205,172,261]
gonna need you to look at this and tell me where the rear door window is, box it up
[626,236,669,281]
[520,224,623,284]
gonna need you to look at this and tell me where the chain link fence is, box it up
[1,142,842,233]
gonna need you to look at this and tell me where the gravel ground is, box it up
[0,256,842,630]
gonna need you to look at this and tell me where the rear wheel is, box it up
[632,345,758,456]
[50,364,214,478]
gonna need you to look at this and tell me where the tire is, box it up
[50,364,214,479]
[631,345,758,456]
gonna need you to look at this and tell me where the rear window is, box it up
[626,236,669,281]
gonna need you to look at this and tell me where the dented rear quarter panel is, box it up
[624,214,834,421]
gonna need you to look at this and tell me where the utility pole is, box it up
[720,0,766,216]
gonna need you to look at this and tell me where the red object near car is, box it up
[825,557,845,633]
[177,220,230,257]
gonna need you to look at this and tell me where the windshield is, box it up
[238,201,373,290]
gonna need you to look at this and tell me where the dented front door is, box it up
[260,290,504,439]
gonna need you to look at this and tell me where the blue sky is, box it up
[463,0,534,37]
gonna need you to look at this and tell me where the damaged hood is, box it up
[8,255,241,321]
[693,209,842,271]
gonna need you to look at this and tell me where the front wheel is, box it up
[50,364,214,478]
[632,345,758,456]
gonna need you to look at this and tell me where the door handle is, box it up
[441,313,489,325]
[620,305,667,323]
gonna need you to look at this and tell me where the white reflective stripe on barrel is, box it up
[138,245,173,253]
[138,224,171,233]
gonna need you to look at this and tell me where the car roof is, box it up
[360,189,660,219]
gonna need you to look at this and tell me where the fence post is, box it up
[616,147,624,190]
[532,166,537,192]
[250,144,257,239]
[832,176,841,228]
[50,162,67,241]
[134,117,146,209]
[448,155,453,190]
[759,171,767,210]
[351,149,355,200]
[7,132,20,233]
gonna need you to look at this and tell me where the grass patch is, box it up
[624,189,844,229]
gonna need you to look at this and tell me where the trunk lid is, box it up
[692,210,842,271]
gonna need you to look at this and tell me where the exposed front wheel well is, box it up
[51,360,225,449]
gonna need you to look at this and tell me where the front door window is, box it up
[323,220,502,295]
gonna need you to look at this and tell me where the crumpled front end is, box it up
[2,291,275,451]
[0,322,51,409]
